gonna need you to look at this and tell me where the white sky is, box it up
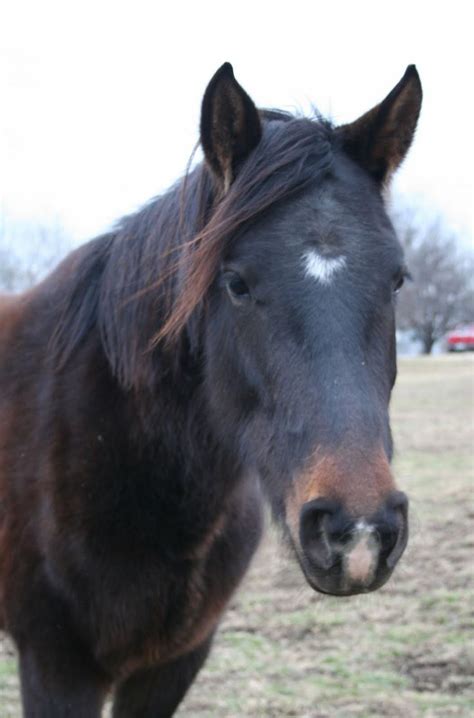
[0,0,472,247]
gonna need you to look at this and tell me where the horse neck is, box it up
[120,361,243,522]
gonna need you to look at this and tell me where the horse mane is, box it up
[51,111,334,389]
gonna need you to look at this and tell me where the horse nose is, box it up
[299,492,409,595]
[299,498,341,572]
[375,490,409,569]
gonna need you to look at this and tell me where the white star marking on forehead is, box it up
[303,250,346,285]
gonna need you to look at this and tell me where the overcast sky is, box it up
[0,1,472,247]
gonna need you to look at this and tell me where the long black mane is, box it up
[52,112,334,389]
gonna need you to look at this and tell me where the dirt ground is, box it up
[1,355,473,716]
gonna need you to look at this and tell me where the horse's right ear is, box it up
[200,63,262,191]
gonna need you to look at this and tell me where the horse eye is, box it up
[393,269,409,295]
[223,271,250,303]
[393,275,404,294]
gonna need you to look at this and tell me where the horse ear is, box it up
[200,63,262,191]
[337,65,422,185]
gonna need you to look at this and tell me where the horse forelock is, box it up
[151,116,334,341]
[52,113,335,389]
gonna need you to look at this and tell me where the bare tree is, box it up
[0,215,73,292]
[393,208,474,354]
[0,247,18,291]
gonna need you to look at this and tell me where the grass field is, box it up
[1,355,473,716]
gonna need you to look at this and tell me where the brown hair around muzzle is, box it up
[286,446,397,548]
[285,446,408,595]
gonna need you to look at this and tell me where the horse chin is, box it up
[303,573,375,597]
[300,562,394,597]
[294,544,393,598]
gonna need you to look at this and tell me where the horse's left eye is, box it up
[393,268,410,295]
[393,275,405,294]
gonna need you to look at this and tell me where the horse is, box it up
[0,62,422,716]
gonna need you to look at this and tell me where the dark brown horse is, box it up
[0,63,422,716]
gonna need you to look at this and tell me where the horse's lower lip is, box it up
[307,580,371,597]
[303,567,391,597]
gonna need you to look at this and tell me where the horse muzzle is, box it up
[297,491,409,596]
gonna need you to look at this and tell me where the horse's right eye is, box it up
[223,271,251,304]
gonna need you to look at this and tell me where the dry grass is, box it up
[1,355,473,716]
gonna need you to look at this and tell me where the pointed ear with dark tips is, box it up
[200,63,262,191]
[337,65,422,185]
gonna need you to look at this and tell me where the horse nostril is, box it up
[379,491,409,569]
[299,498,339,571]
[387,490,409,515]
[378,523,398,556]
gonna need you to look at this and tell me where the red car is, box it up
[446,324,474,352]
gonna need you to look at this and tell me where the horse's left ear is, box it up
[337,65,422,185]
[200,63,262,191]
